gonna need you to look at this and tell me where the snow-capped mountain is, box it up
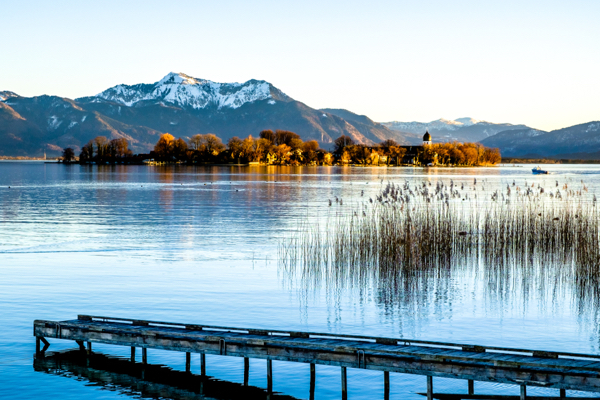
[382,118,529,143]
[383,118,481,133]
[0,91,20,102]
[81,72,292,110]
[1,72,410,156]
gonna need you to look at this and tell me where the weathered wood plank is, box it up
[33,318,600,392]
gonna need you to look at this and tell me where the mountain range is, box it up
[480,122,600,158]
[382,118,530,143]
[0,72,598,158]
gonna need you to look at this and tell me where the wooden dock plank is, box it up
[33,317,600,392]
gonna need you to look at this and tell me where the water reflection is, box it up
[5,163,600,399]
[34,350,298,400]
[280,177,600,348]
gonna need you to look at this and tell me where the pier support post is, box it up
[384,371,390,400]
[87,342,92,354]
[427,376,433,400]
[468,379,474,395]
[185,352,191,373]
[520,384,527,400]
[341,366,348,400]
[142,348,147,365]
[244,357,249,386]
[560,388,566,398]
[130,347,135,362]
[35,336,49,357]
[310,363,316,400]
[200,353,206,376]
[76,340,85,352]
[267,359,273,393]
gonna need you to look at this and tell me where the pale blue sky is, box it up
[1,0,598,131]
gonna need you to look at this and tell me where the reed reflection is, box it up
[280,178,600,334]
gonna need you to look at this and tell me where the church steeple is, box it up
[423,131,432,145]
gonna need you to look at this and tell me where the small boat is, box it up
[532,166,549,175]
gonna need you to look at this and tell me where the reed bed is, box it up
[279,179,600,310]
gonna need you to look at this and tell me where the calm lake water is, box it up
[2,161,600,399]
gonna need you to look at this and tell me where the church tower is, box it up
[423,131,432,145]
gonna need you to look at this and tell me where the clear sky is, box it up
[1,0,598,131]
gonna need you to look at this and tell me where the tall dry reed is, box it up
[279,179,600,310]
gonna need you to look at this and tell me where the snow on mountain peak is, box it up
[0,91,19,102]
[383,117,487,133]
[454,117,481,126]
[91,72,288,110]
[158,72,202,86]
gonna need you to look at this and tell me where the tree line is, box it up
[67,130,501,166]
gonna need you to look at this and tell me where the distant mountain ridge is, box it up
[0,72,599,158]
[480,122,600,157]
[0,72,425,157]
[382,118,530,143]
[79,72,292,109]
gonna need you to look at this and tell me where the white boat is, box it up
[532,166,549,175]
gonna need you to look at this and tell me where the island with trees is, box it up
[65,130,501,167]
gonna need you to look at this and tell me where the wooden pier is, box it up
[34,315,600,399]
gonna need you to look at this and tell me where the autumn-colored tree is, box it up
[449,146,466,165]
[391,146,407,165]
[189,134,204,151]
[274,130,301,146]
[254,138,272,162]
[94,136,109,158]
[204,134,225,154]
[380,139,398,152]
[173,138,188,160]
[259,130,276,143]
[461,145,478,166]
[334,135,354,155]
[109,138,130,158]
[483,147,501,165]
[154,133,175,158]
[274,144,291,164]
[303,140,319,153]
[241,136,256,161]
[227,137,243,160]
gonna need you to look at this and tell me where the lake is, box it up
[1,162,600,399]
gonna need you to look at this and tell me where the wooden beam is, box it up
[384,370,390,400]
[185,352,190,373]
[520,384,527,400]
[200,353,206,376]
[341,366,347,400]
[130,347,135,362]
[560,388,566,398]
[310,363,315,400]
[142,348,147,365]
[468,379,474,395]
[267,359,273,393]
[244,357,249,386]
[427,375,433,400]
